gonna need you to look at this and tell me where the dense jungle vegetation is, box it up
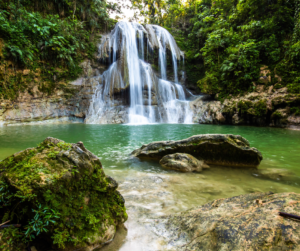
[1,0,300,101]
[0,0,117,99]
[133,0,300,99]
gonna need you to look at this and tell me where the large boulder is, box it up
[132,134,263,168]
[0,137,127,251]
[150,192,300,250]
[159,153,209,172]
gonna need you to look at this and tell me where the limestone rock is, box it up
[190,97,224,124]
[159,153,209,172]
[193,86,300,129]
[132,134,263,168]
[268,85,274,94]
[287,115,300,129]
[144,24,160,50]
[23,69,30,75]
[150,192,300,250]
[0,137,127,251]
[256,84,265,92]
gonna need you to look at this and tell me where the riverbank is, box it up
[1,87,299,131]
[1,66,300,130]
[191,86,300,130]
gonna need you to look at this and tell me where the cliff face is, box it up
[0,61,98,126]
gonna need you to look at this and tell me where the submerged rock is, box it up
[0,137,127,251]
[132,134,263,168]
[159,153,209,172]
[150,192,300,250]
[254,168,297,182]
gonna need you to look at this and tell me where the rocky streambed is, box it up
[103,170,300,250]
[1,127,300,250]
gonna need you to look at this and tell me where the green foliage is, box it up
[52,229,70,249]
[148,0,300,97]
[254,99,267,117]
[238,100,253,114]
[272,110,283,119]
[57,142,72,150]
[0,226,23,251]
[291,107,300,116]
[24,204,60,241]
[48,150,59,159]
[0,0,115,100]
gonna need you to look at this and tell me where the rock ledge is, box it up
[132,134,263,168]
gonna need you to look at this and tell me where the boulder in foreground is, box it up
[132,134,263,168]
[159,153,209,172]
[150,192,300,250]
[0,137,127,251]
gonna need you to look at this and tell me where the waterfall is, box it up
[152,25,179,83]
[85,21,193,125]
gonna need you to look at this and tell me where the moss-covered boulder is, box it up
[150,192,300,250]
[0,137,127,251]
[132,134,262,168]
[159,153,209,172]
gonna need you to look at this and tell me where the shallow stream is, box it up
[1,124,300,250]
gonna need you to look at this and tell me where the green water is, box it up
[1,123,300,250]
[1,123,300,173]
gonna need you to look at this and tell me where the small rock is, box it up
[23,69,30,75]
[159,153,209,172]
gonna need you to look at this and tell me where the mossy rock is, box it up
[0,137,127,251]
[237,100,253,114]
[132,134,263,168]
[253,99,267,117]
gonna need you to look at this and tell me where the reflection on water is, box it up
[1,124,300,250]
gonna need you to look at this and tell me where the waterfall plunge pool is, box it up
[1,123,300,250]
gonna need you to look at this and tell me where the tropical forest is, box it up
[1,0,300,250]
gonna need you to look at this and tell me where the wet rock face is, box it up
[159,153,209,172]
[0,59,100,126]
[192,87,300,129]
[132,134,263,168]
[150,192,300,250]
[0,137,127,251]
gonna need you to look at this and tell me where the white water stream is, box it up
[85,21,193,124]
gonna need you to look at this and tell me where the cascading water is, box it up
[85,21,194,125]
